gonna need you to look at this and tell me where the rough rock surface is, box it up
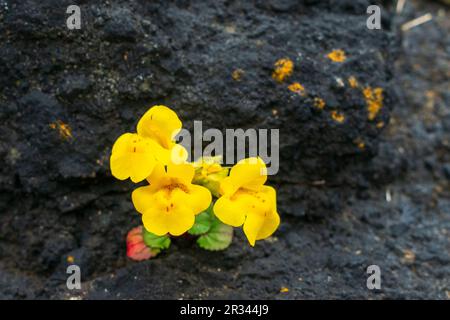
[0,0,448,299]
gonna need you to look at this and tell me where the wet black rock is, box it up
[102,8,143,41]
[58,75,92,98]
[443,164,450,180]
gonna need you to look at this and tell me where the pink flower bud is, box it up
[126,226,158,261]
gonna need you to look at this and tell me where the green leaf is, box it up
[197,217,233,251]
[143,229,171,249]
[188,211,213,235]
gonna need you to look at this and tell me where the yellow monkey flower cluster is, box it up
[132,162,212,236]
[110,105,187,183]
[110,105,280,259]
[214,157,280,246]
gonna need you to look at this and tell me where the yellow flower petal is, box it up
[170,144,189,164]
[166,162,195,185]
[218,177,235,195]
[187,184,212,214]
[145,163,166,186]
[141,189,195,236]
[221,157,267,195]
[213,192,249,227]
[243,186,280,246]
[137,105,182,149]
[110,133,157,183]
[151,141,172,164]
[252,210,280,242]
[242,212,265,246]
[243,195,280,246]
[131,185,154,214]
[261,185,278,210]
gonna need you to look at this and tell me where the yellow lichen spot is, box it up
[402,249,416,264]
[232,68,245,81]
[49,120,73,140]
[7,148,21,165]
[363,87,384,120]
[376,121,385,128]
[425,90,436,110]
[272,58,294,83]
[314,97,326,110]
[67,255,75,264]
[288,82,306,96]
[327,49,347,63]
[280,287,289,293]
[354,139,365,150]
[331,111,345,123]
[272,108,279,116]
[348,76,359,88]
[224,25,237,34]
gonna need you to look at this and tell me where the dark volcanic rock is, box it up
[0,0,448,299]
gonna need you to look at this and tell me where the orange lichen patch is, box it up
[232,68,245,81]
[331,111,345,123]
[314,97,326,110]
[402,249,416,263]
[280,287,289,293]
[327,49,347,63]
[288,82,306,96]
[363,87,384,120]
[376,121,385,128]
[224,25,237,34]
[348,76,359,88]
[425,90,436,110]
[67,255,75,264]
[354,138,365,150]
[272,58,294,83]
[49,120,73,140]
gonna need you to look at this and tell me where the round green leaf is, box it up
[188,211,213,235]
[143,229,171,249]
[197,218,233,251]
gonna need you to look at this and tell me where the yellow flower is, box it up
[110,105,186,183]
[213,157,280,246]
[110,133,164,183]
[132,163,212,236]
[193,156,223,178]
[193,156,229,197]
[137,105,181,150]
